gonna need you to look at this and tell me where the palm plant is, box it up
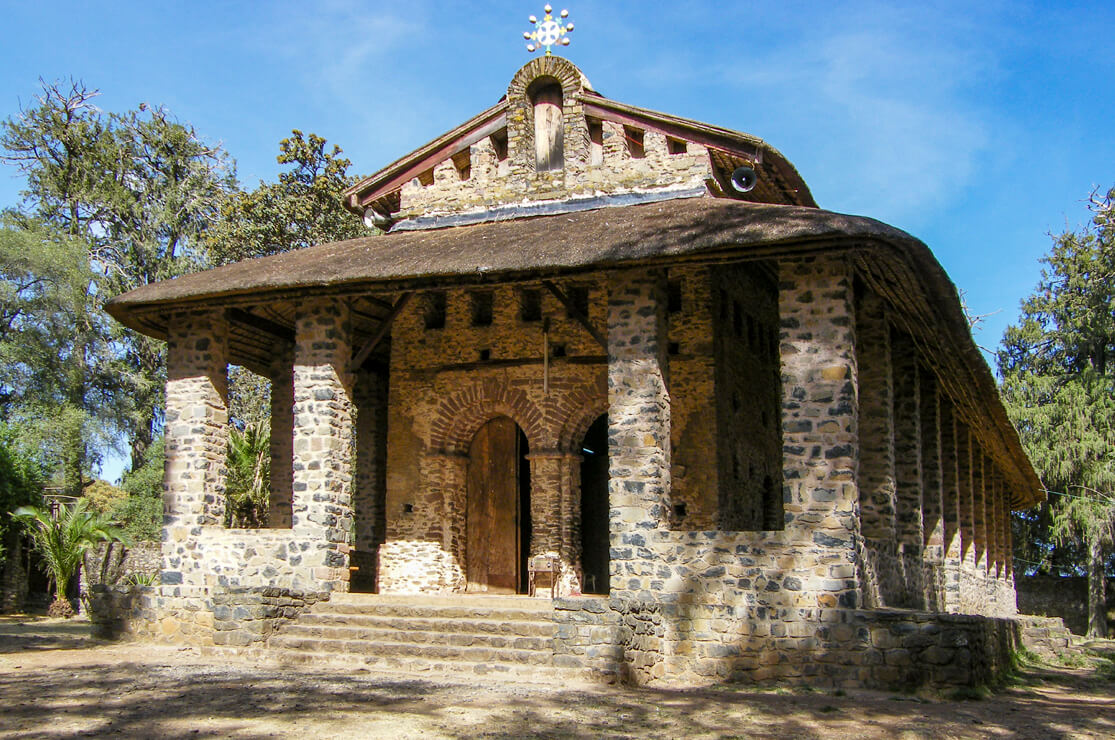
[12,498,124,617]
[225,422,270,528]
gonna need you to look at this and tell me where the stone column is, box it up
[919,368,945,611]
[607,269,670,595]
[779,257,860,609]
[291,298,354,592]
[939,400,962,613]
[163,311,228,586]
[558,453,584,595]
[527,451,565,596]
[975,453,990,577]
[854,289,897,608]
[891,331,923,608]
[956,421,977,612]
[268,344,294,528]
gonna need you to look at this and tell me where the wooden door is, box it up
[466,417,521,593]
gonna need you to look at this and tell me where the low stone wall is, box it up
[86,584,155,640]
[553,597,1022,689]
[85,583,325,646]
[212,587,326,646]
[1016,575,1115,637]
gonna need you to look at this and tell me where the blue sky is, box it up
[1,1,1113,479]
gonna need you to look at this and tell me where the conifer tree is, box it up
[998,185,1115,637]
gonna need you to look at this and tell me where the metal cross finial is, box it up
[523,5,573,56]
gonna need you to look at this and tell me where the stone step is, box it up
[269,634,553,665]
[277,623,553,650]
[293,613,555,638]
[265,648,573,683]
[313,600,553,623]
[287,615,548,637]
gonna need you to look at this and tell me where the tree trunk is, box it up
[1087,534,1108,638]
[0,529,28,614]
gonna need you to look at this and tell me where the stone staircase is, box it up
[267,593,565,681]
[1018,615,1086,660]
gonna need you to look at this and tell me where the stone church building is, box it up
[105,57,1043,687]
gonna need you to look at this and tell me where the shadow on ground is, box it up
[0,619,1113,739]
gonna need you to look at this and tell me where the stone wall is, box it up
[86,584,324,645]
[553,596,1022,689]
[1016,575,1115,637]
[712,263,782,531]
[397,56,713,222]
[379,274,613,594]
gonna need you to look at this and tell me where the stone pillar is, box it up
[779,257,860,610]
[291,298,354,592]
[607,269,670,595]
[268,344,294,528]
[919,368,945,611]
[891,331,923,608]
[558,453,584,595]
[956,422,977,612]
[163,311,228,586]
[940,400,962,612]
[975,452,989,577]
[854,289,897,608]
[527,451,565,596]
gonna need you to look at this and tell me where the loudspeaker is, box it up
[730,166,757,193]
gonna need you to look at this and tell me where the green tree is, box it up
[204,129,370,265]
[0,218,126,496]
[109,436,163,542]
[0,80,236,469]
[998,185,1115,637]
[12,498,123,617]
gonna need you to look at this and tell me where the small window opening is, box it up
[587,119,604,166]
[478,348,491,361]
[452,150,471,181]
[566,285,590,319]
[530,80,564,172]
[491,129,509,161]
[624,126,645,158]
[673,502,688,518]
[667,137,688,155]
[551,343,567,358]
[667,279,683,313]
[423,292,446,330]
[470,290,493,327]
[403,503,414,514]
[520,287,542,322]
[417,168,435,187]
[668,341,680,356]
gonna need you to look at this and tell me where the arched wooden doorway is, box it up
[466,417,531,593]
[580,414,609,594]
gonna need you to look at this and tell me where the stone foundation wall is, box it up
[554,596,1022,689]
[86,584,324,646]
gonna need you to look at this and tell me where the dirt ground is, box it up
[1,616,1113,739]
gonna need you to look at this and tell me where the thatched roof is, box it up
[105,196,1042,508]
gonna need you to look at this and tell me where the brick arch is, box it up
[555,375,609,453]
[506,56,592,176]
[429,379,546,455]
[506,56,591,103]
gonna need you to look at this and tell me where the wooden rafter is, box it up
[541,280,606,349]
[351,292,413,370]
